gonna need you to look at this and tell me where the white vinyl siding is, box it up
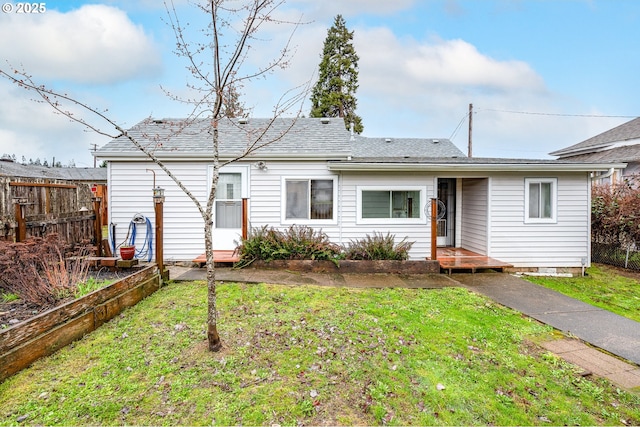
[108,159,593,268]
[109,161,209,262]
[489,172,590,268]
[344,175,432,259]
[460,178,488,255]
[250,162,340,235]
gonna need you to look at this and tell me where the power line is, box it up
[449,111,470,140]
[481,109,638,119]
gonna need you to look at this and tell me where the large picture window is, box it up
[362,190,420,218]
[357,186,424,224]
[285,178,335,221]
[525,178,557,223]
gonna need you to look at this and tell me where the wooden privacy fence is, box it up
[0,177,106,246]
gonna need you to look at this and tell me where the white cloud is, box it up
[0,4,161,84]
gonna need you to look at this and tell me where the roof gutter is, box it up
[327,162,628,173]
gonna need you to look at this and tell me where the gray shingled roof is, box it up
[351,136,464,158]
[96,117,468,160]
[97,117,353,158]
[0,160,106,181]
[552,145,640,163]
[550,117,640,157]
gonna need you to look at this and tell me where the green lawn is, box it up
[524,264,640,323]
[1,281,638,426]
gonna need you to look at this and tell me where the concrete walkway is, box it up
[168,266,640,391]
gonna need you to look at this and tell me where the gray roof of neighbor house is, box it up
[96,117,466,160]
[550,117,640,158]
[0,160,106,182]
[552,145,640,164]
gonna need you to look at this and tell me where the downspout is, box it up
[591,168,615,182]
[338,170,343,246]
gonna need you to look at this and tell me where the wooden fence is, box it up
[0,177,106,246]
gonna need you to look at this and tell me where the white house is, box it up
[95,117,625,272]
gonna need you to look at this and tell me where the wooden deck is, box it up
[193,249,240,265]
[437,248,513,274]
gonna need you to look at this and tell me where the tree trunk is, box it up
[204,215,222,351]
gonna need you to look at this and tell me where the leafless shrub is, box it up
[0,234,91,305]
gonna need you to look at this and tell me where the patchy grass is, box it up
[0,292,19,303]
[1,282,638,426]
[525,264,640,323]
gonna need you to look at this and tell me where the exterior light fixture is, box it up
[153,186,165,203]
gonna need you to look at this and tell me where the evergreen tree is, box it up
[221,84,248,118]
[310,14,363,134]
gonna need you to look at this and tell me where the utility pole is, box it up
[468,103,473,158]
[90,144,98,167]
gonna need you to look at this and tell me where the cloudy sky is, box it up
[0,0,638,167]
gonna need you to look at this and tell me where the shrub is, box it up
[344,232,413,261]
[237,225,342,266]
[0,234,91,305]
[237,227,415,265]
[592,177,640,246]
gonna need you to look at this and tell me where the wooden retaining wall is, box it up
[249,259,441,274]
[0,265,162,383]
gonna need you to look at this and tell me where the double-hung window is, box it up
[284,178,335,222]
[357,186,424,224]
[524,178,557,223]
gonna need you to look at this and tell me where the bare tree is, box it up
[1,0,308,351]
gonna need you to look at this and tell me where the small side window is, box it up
[525,178,557,223]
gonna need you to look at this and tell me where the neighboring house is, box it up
[550,117,640,184]
[95,117,624,272]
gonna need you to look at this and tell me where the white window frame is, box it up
[281,176,338,225]
[524,177,557,224]
[356,185,426,225]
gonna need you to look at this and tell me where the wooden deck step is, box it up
[437,248,512,274]
[193,250,240,265]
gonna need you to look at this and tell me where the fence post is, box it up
[242,197,248,240]
[93,197,102,257]
[153,187,166,280]
[430,198,437,261]
[13,198,27,242]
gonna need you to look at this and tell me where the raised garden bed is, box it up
[0,265,162,383]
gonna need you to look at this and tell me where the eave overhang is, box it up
[327,161,628,173]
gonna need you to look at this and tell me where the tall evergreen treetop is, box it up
[310,15,363,134]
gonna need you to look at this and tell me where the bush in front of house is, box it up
[237,226,414,265]
[343,231,413,261]
[238,225,343,265]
